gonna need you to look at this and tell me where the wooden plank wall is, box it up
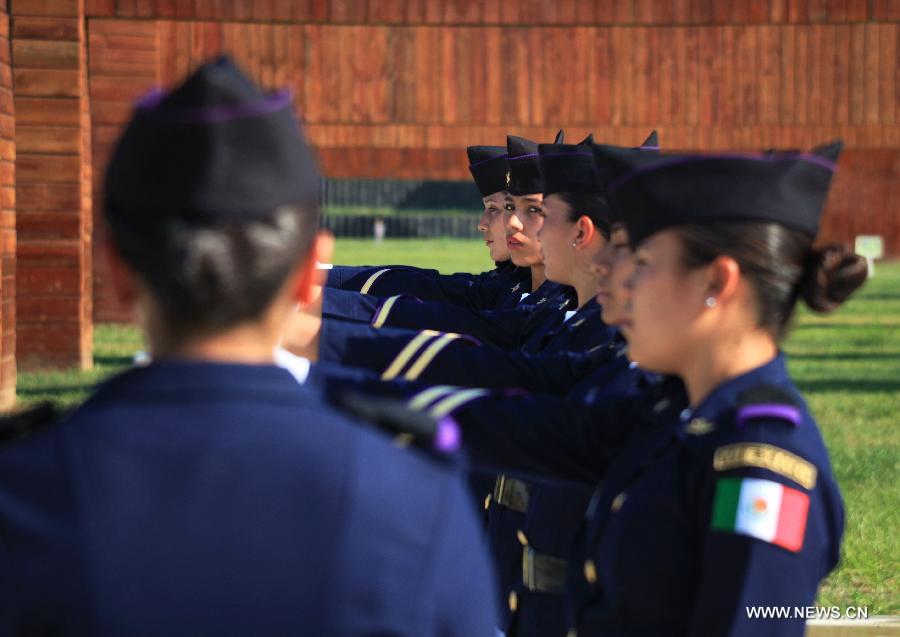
[13,0,93,369]
[0,1,14,406]
[85,1,900,318]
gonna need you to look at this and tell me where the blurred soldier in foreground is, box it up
[0,57,496,636]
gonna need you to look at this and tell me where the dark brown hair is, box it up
[107,202,318,342]
[675,221,868,339]
[556,192,611,240]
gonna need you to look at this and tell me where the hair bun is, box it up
[801,244,868,313]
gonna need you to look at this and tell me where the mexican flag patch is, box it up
[711,477,810,552]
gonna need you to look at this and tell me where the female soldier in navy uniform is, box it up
[442,142,864,636]
[286,134,656,394]
[0,58,498,636]
[395,216,649,637]
[326,144,532,309]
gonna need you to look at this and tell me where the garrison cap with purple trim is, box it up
[505,135,543,196]
[467,146,508,197]
[596,140,842,247]
[537,134,600,196]
[588,130,661,224]
[104,56,319,229]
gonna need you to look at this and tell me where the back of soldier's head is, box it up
[104,56,320,340]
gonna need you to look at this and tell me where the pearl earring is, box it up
[705,297,717,308]
[572,241,578,248]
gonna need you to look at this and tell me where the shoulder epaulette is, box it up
[735,384,802,429]
[0,402,62,444]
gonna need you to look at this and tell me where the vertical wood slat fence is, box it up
[0,0,897,390]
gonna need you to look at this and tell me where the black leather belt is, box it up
[492,475,530,513]
[522,546,567,594]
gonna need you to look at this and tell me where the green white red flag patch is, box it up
[711,477,809,552]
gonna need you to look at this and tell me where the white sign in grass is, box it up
[854,235,883,277]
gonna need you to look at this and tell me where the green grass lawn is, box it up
[14,238,900,614]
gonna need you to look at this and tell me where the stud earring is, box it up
[705,297,717,308]
[572,241,578,248]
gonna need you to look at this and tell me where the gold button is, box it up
[392,432,414,448]
[508,590,518,612]
[516,529,528,546]
[583,559,597,584]
[483,494,491,510]
[566,630,578,637]
[611,492,627,512]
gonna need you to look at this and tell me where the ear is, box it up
[573,215,596,247]
[706,254,741,305]
[100,229,139,307]
[293,230,334,306]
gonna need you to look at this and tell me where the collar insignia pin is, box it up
[685,418,716,435]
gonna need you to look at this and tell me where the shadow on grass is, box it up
[793,322,899,330]
[93,355,135,367]
[796,378,900,394]
[16,384,95,397]
[787,352,900,361]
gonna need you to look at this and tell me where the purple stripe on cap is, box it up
[468,153,509,168]
[540,150,594,157]
[508,152,539,161]
[434,416,462,453]
[736,404,802,429]
[609,152,837,193]
[136,87,292,124]
[639,144,660,150]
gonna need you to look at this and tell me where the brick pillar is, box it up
[11,0,92,370]
[0,1,15,408]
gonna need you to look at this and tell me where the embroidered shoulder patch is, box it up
[711,477,809,552]
[713,443,817,490]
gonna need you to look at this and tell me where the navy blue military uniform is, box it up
[0,361,498,636]
[321,278,574,351]
[451,356,843,637]
[0,58,500,636]
[392,340,646,637]
[316,299,615,394]
[324,143,527,310]
[326,261,531,310]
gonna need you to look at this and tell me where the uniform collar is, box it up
[93,358,309,403]
[678,353,790,426]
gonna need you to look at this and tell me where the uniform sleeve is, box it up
[320,318,601,393]
[432,476,499,637]
[366,269,482,305]
[318,320,482,377]
[321,287,385,323]
[324,265,376,289]
[409,346,600,394]
[321,287,542,352]
[325,265,441,291]
[369,270,519,311]
[409,386,636,484]
[687,439,845,637]
[373,299,542,350]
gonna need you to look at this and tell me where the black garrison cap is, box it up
[539,130,660,196]
[538,133,599,196]
[595,141,842,247]
[505,130,566,196]
[583,131,661,223]
[467,146,508,197]
[504,135,543,196]
[104,56,319,229]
